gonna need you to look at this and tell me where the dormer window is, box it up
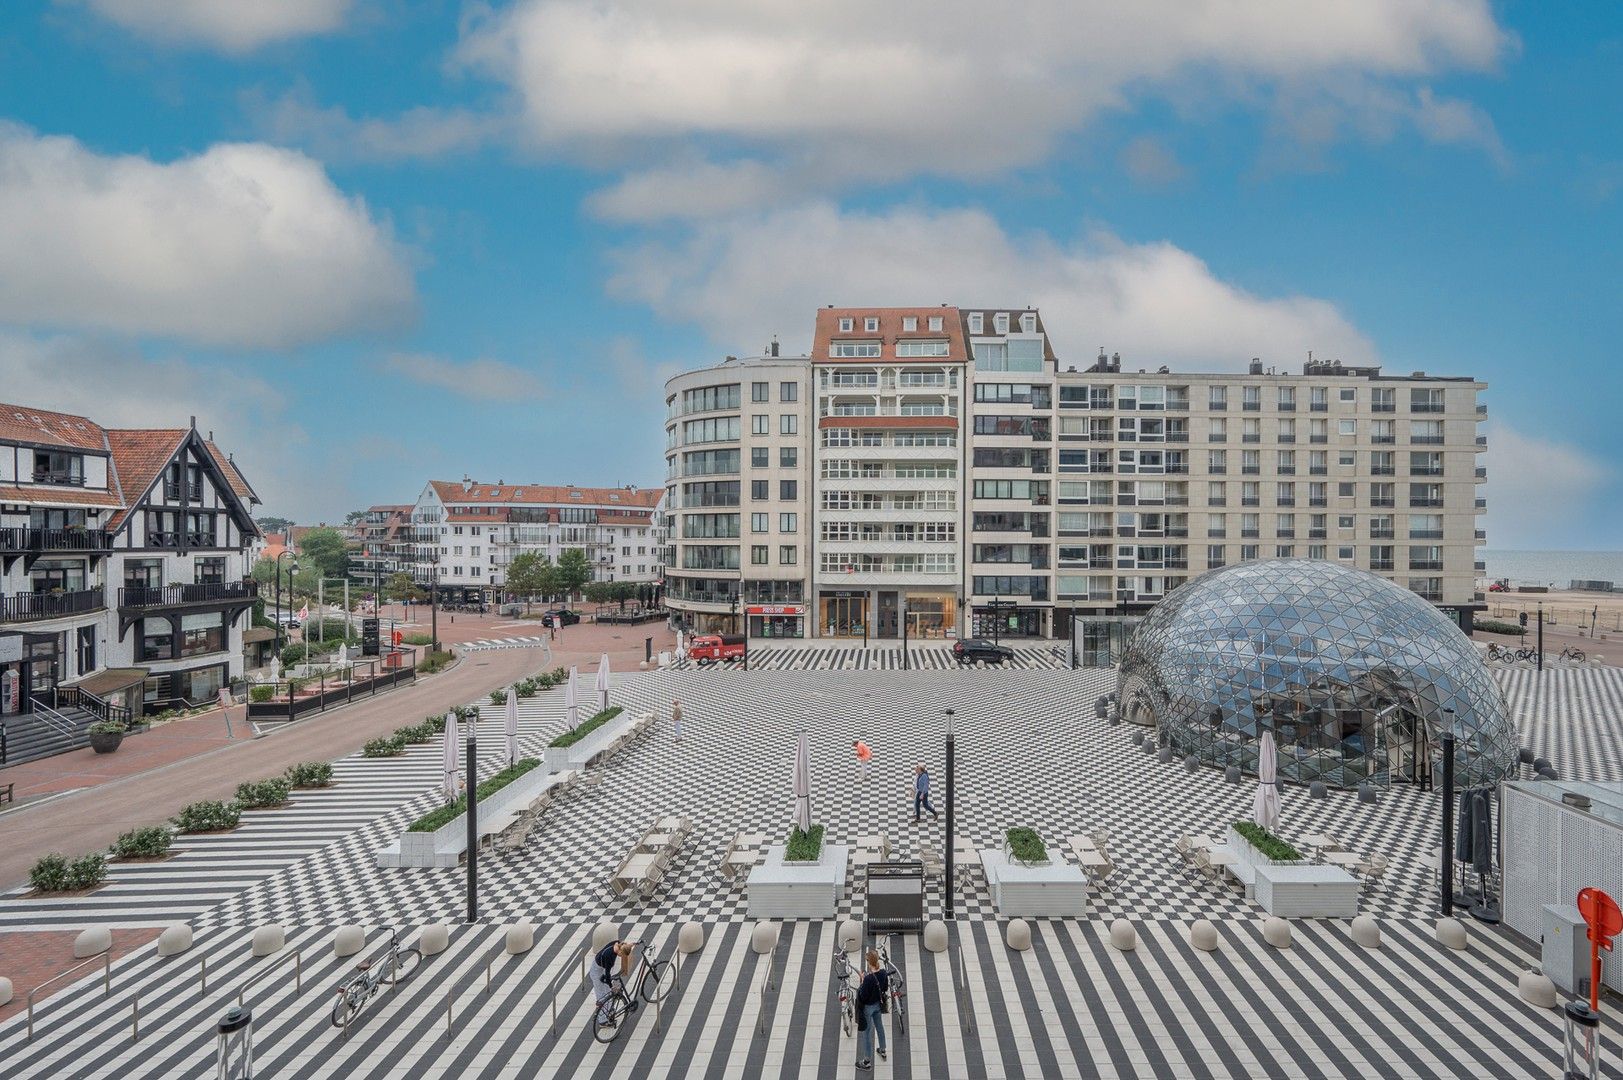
[864,317,879,332]
[839,317,853,332]
[928,316,942,331]
[968,312,984,334]
[32,450,84,486]
[1021,313,1036,333]
[902,316,917,332]
[994,312,1010,334]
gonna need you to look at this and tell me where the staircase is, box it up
[0,702,98,768]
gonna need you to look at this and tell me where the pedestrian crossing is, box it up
[459,636,554,652]
[4,666,1622,1076]
[670,644,1073,671]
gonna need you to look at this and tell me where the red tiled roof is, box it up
[0,484,123,508]
[0,401,109,451]
[204,440,258,504]
[103,429,187,529]
[429,481,662,509]
[810,307,970,363]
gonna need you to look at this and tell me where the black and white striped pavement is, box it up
[459,636,554,652]
[670,644,1073,671]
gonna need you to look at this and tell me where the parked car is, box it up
[542,609,581,628]
[953,638,1014,665]
[689,634,747,663]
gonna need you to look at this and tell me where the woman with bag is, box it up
[855,948,889,1069]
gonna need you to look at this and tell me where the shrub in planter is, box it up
[29,853,72,892]
[1231,821,1303,862]
[68,852,108,890]
[395,723,433,744]
[785,824,825,863]
[407,758,542,832]
[418,650,455,673]
[87,720,126,754]
[489,689,508,706]
[548,706,623,748]
[422,713,447,734]
[1005,827,1048,864]
[451,705,480,723]
[249,685,276,703]
[1474,618,1523,637]
[286,677,309,696]
[285,761,334,787]
[402,632,434,646]
[236,777,293,809]
[280,643,309,669]
[174,800,242,833]
[362,734,407,757]
[111,825,173,859]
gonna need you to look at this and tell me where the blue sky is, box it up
[1,0,1619,548]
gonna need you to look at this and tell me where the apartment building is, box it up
[399,480,665,603]
[663,350,813,636]
[0,404,262,724]
[664,309,1488,643]
[350,504,413,584]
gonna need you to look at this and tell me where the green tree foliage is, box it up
[583,581,613,605]
[384,571,424,602]
[504,552,556,611]
[255,515,294,534]
[297,526,351,580]
[556,548,591,599]
[343,509,367,527]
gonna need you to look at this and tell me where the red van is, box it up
[689,634,747,663]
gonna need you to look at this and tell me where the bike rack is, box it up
[236,946,303,1008]
[755,941,778,1036]
[447,939,515,1036]
[131,953,209,1041]
[543,944,592,1038]
[950,927,974,1034]
[26,951,111,1040]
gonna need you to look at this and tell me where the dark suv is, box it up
[953,638,1014,665]
[542,609,581,628]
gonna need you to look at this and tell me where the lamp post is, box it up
[465,727,478,923]
[428,552,441,652]
[273,551,299,660]
[944,708,956,919]
[1070,601,1079,670]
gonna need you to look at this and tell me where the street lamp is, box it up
[428,552,441,652]
[273,551,299,661]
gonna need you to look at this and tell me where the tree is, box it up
[343,509,367,527]
[384,572,423,602]
[298,526,351,580]
[250,557,278,587]
[609,581,638,612]
[504,552,555,613]
[256,515,294,534]
[556,548,591,600]
[582,582,613,606]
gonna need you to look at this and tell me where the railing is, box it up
[31,470,86,486]
[950,927,973,1034]
[0,528,115,554]
[27,695,80,740]
[27,951,111,1039]
[117,580,256,609]
[131,953,209,1040]
[56,686,133,729]
[1,588,105,622]
[237,945,303,1009]
[545,944,593,1038]
[757,936,778,1035]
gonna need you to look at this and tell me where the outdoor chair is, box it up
[1356,853,1388,892]
[918,841,944,879]
[1086,853,1118,895]
[581,766,606,796]
[1088,828,1112,853]
[495,822,532,858]
[1172,835,1195,874]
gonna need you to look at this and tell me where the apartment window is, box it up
[752,382,769,402]
[752,414,769,435]
[1338,419,1357,435]
[780,414,797,435]
[1338,515,1355,529]
[1241,545,1259,561]
[994,312,1010,334]
[928,316,943,331]
[830,342,882,358]
[751,447,769,468]
[1207,545,1226,567]
[1339,387,1356,402]
[1278,387,1296,410]
[779,545,798,565]
[1411,388,1445,413]
[751,480,768,500]
[902,316,917,331]
[781,382,799,403]
[1208,386,1227,410]
[779,480,797,500]
[779,512,797,532]
[1279,418,1296,442]
[138,617,174,661]
[1242,386,1261,410]
[751,513,768,533]
[1310,387,1328,411]
[1339,451,1356,466]
[1339,546,1356,560]
[1276,546,1294,558]
[1209,418,1227,441]
[1208,481,1226,505]
[1208,449,1227,472]
[839,317,853,332]
[194,556,226,585]
[779,447,797,468]
[968,312,984,334]
[1308,545,1327,560]
[1338,482,1356,497]
[752,545,769,565]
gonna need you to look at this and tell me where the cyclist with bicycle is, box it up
[589,940,636,1027]
[855,949,890,1070]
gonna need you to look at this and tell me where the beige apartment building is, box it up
[664,308,1487,646]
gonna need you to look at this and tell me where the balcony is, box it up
[0,587,105,622]
[1475,435,1487,448]
[1410,467,1444,477]
[1475,529,1487,541]
[1241,529,1260,539]
[30,470,86,486]
[1372,435,1396,445]
[1308,498,1329,508]
[1165,496,1190,506]
[1276,530,1296,539]
[1372,402,1396,413]
[1242,434,1261,444]
[1310,435,1328,444]
[1308,529,1327,540]
[1278,466,1296,475]
[1475,498,1487,510]
[1371,529,1395,539]
[1409,530,1444,540]
[1476,403,1488,416]
[1310,402,1328,412]
[1410,402,1445,414]
[1409,560,1445,572]
[1410,435,1444,445]
[1309,466,1327,475]
[1409,498,1445,508]
[1370,561,1395,572]
[1241,497,1260,507]
[1278,402,1296,412]
[1242,401,1261,412]
[118,580,257,610]
[0,527,115,558]
[1241,466,1260,476]
[1370,498,1395,508]
[1371,466,1395,476]
[1276,498,1296,507]
[1279,435,1296,444]
[1474,467,1487,480]
[1475,560,1488,572]
[1208,401,1227,411]
[1207,529,1227,539]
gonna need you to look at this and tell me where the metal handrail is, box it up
[131,952,208,1041]
[756,940,778,1035]
[545,944,593,1038]
[26,695,79,740]
[27,951,111,1039]
[950,929,973,1034]
[236,946,302,1007]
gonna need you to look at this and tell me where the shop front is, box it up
[818,592,868,638]
[972,603,1046,639]
[1072,615,1142,667]
[746,604,806,639]
[902,593,957,639]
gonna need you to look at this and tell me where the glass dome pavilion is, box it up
[1115,559,1517,790]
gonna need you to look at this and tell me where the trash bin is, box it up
[866,861,925,935]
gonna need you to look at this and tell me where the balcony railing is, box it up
[1370,561,1395,571]
[1409,498,1445,508]
[118,580,256,609]
[0,528,115,555]
[30,470,86,486]
[1410,436,1445,445]
[1409,530,1444,540]
[1476,404,1488,416]
[0,588,104,622]
[1372,402,1396,413]
[1409,561,1445,571]
[1410,402,1445,414]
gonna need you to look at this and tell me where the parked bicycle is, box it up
[592,941,673,1043]
[331,928,421,1028]
[874,940,907,1035]
[831,946,858,1037]
[1559,645,1587,662]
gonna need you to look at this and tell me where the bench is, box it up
[0,782,13,806]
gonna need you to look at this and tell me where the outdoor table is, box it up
[639,832,676,851]
[1193,835,1228,850]
[1068,834,1097,851]
[656,816,689,832]
[736,833,769,847]
[1299,833,1339,858]
[1323,851,1363,868]
[1072,849,1110,868]
[614,852,657,888]
[1205,847,1238,866]
[725,850,760,876]
[856,835,890,859]
[479,811,519,839]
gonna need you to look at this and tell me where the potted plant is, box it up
[783,824,826,866]
[87,720,126,754]
[1003,827,1051,867]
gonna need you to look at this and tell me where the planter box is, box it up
[1254,863,1360,918]
[748,845,849,919]
[541,711,644,773]
[979,849,1090,917]
[1003,833,1052,868]
[1226,826,1302,869]
[89,731,123,754]
[375,766,556,869]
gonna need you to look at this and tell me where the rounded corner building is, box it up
[1116,559,1516,790]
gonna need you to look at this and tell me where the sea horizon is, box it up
[1479,549,1623,586]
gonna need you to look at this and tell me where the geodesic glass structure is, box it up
[1116,560,1517,789]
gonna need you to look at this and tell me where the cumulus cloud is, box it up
[0,124,414,348]
[1482,423,1612,548]
[608,202,1374,369]
[66,0,354,52]
[586,159,797,224]
[456,0,1509,193]
[244,86,510,165]
[378,354,545,401]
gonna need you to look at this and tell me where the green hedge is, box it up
[111,825,173,859]
[489,689,508,705]
[785,824,824,862]
[1474,619,1523,636]
[285,761,333,787]
[402,632,434,646]
[1231,820,1303,861]
[1005,827,1047,864]
[407,758,542,832]
[363,734,407,757]
[423,713,447,734]
[549,706,623,749]
[236,777,292,808]
[30,852,107,892]
[88,720,126,736]
[396,723,434,744]
[174,800,242,832]
[249,685,276,703]
[418,650,455,674]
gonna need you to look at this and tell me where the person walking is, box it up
[853,739,873,781]
[671,699,684,741]
[914,764,939,823]
[855,948,889,1070]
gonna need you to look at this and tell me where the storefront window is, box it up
[180,613,225,657]
[818,595,867,637]
[187,665,225,703]
[903,594,955,639]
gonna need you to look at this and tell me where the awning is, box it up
[243,627,277,643]
[64,667,148,696]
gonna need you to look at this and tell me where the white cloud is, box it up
[586,159,796,224]
[458,0,1509,190]
[608,202,1374,369]
[1262,78,1508,172]
[67,0,354,52]
[1482,423,1612,548]
[1119,136,1186,186]
[378,354,545,402]
[0,124,414,348]
[244,87,509,165]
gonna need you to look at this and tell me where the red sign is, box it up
[747,605,804,616]
[1577,887,1620,1012]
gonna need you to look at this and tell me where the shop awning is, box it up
[243,627,277,644]
[64,667,147,696]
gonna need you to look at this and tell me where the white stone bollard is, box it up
[922,920,948,953]
[1262,917,1292,949]
[505,920,535,955]
[592,923,620,950]
[751,922,780,955]
[251,924,285,957]
[678,923,705,954]
[1189,919,1218,952]
[333,926,366,959]
[1435,918,1468,950]
[1109,920,1137,952]
[419,923,449,956]
[0,977,13,1006]
[837,918,863,953]
[74,927,112,959]
[1518,969,1557,1008]
[156,923,193,957]
[1350,916,1381,949]
[1005,919,1032,951]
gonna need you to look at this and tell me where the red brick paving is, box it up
[0,927,162,1024]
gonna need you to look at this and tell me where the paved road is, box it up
[0,645,544,892]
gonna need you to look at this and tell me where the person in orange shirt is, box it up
[853,739,872,781]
